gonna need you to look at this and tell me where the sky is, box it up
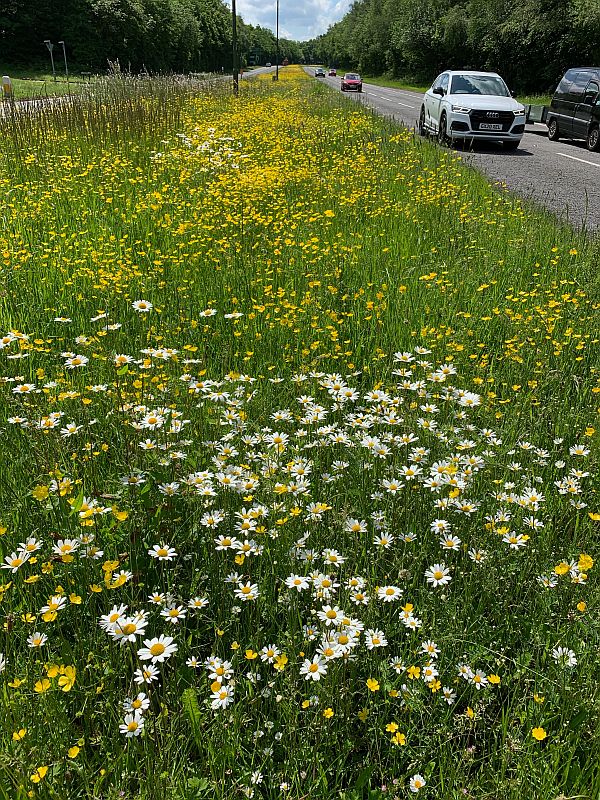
[236,0,351,41]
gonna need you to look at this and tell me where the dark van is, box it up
[547,67,600,150]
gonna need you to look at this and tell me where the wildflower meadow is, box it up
[0,67,598,800]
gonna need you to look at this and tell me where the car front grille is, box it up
[470,110,515,132]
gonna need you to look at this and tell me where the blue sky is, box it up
[237,0,351,41]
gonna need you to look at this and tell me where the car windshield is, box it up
[450,74,509,96]
[345,74,360,80]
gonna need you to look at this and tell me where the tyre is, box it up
[358,88,362,93]
[418,107,426,136]
[547,118,560,141]
[438,112,450,146]
[587,126,600,151]
[503,140,520,151]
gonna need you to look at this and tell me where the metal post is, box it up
[275,0,279,81]
[232,0,239,96]
[44,40,56,81]
[58,41,69,84]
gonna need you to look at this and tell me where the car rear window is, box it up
[568,71,593,97]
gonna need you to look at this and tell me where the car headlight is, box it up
[513,109,525,116]
[451,105,471,113]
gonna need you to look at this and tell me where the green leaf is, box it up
[355,766,374,790]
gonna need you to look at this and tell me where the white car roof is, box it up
[443,70,501,77]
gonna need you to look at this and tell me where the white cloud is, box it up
[236,0,351,41]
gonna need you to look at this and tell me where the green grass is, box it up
[0,70,598,800]
[346,75,553,108]
[517,94,552,107]
[361,75,429,93]
[0,63,93,100]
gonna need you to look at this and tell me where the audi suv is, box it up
[419,70,526,150]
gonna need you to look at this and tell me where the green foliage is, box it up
[0,0,304,73]
[306,0,600,92]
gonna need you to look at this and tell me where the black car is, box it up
[547,67,600,150]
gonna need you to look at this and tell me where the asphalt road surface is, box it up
[307,68,600,231]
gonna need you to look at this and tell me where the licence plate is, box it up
[479,123,503,130]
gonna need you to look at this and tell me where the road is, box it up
[307,68,600,231]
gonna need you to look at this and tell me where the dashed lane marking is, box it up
[367,92,415,108]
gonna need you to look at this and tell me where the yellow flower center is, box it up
[157,548,168,557]
[127,721,139,732]
[122,623,136,635]
[150,643,166,656]
[309,663,319,673]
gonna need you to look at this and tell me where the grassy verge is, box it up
[357,77,553,109]
[361,74,429,93]
[0,67,598,800]
[518,94,552,107]
[0,64,92,100]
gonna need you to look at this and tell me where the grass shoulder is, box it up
[360,74,429,93]
[0,62,93,99]
[353,74,553,107]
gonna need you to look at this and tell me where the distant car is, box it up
[419,70,525,150]
[266,62,271,67]
[315,67,326,77]
[341,73,362,92]
[328,68,337,76]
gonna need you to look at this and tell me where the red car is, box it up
[341,73,362,92]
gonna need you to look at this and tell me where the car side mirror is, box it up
[433,86,444,97]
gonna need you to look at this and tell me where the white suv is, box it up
[419,70,526,150]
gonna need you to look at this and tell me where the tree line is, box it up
[303,0,600,92]
[0,0,303,73]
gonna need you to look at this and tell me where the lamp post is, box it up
[232,0,239,96]
[44,40,56,82]
[58,40,69,84]
[275,0,279,81]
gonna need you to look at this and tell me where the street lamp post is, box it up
[232,0,239,96]
[275,0,279,81]
[58,41,69,84]
[44,40,56,82]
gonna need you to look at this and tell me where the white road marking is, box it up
[367,92,415,108]
[556,152,600,169]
